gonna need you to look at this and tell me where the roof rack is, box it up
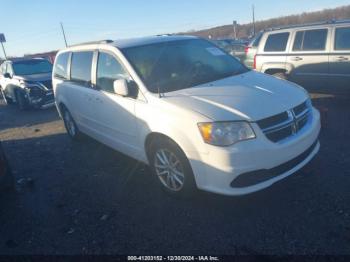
[155,34,174,37]
[68,39,114,47]
[264,19,350,32]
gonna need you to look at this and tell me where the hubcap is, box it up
[154,149,185,191]
[64,111,76,136]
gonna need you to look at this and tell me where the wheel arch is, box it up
[264,68,288,75]
[144,132,198,166]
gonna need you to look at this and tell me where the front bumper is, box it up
[189,108,321,196]
[27,89,55,109]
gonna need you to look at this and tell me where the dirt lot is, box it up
[0,94,349,255]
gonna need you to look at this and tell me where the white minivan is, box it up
[53,35,321,197]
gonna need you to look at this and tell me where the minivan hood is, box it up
[163,71,308,121]
[14,72,52,82]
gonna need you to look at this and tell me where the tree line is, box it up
[186,5,350,39]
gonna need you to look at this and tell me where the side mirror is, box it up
[4,73,11,79]
[113,79,129,97]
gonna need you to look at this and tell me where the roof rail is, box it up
[68,39,114,47]
[156,34,174,36]
[264,19,350,32]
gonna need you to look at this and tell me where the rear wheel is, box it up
[149,138,196,197]
[62,107,81,140]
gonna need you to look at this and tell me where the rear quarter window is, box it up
[54,52,70,79]
[264,32,290,52]
[251,33,263,47]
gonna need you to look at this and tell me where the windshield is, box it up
[12,59,53,75]
[122,39,249,93]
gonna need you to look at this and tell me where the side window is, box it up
[251,33,263,47]
[335,27,350,50]
[6,64,13,76]
[70,51,93,86]
[0,63,6,74]
[293,29,328,51]
[264,32,290,52]
[96,52,128,93]
[293,31,303,51]
[54,52,70,79]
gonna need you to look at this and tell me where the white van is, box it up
[53,35,320,197]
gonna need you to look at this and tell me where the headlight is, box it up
[198,121,256,146]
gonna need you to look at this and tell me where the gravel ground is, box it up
[0,94,349,255]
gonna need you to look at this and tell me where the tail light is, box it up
[253,55,257,70]
[244,46,250,54]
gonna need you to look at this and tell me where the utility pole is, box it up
[233,20,237,39]
[252,4,256,37]
[60,22,68,47]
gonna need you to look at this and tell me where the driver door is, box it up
[92,50,139,158]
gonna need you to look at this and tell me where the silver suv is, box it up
[0,58,54,109]
[253,20,350,93]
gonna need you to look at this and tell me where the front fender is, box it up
[135,101,209,164]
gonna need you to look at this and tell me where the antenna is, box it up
[60,22,68,47]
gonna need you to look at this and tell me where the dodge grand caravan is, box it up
[53,35,321,196]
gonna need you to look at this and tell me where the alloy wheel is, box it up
[154,149,185,191]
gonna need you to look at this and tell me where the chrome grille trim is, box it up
[257,101,311,142]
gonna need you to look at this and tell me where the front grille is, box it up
[40,80,52,89]
[257,101,311,143]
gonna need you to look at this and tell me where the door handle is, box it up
[336,56,348,61]
[291,57,303,61]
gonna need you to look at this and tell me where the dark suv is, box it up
[0,58,54,109]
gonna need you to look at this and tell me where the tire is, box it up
[149,137,197,197]
[0,87,12,105]
[15,90,29,110]
[272,72,287,80]
[62,107,81,140]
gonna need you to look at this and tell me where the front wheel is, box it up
[0,87,13,105]
[62,107,81,140]
[149,138,196,197]
[16,90,29,110]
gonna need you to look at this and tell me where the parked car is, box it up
[250,20,350,92]
[0,141,14,191]
[53,35,320,197]
[211,39,246,62]
[243,32,263,69]
[0,58,54,109]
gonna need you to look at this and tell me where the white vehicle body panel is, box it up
[53,36,321,196]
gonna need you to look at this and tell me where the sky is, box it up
[0,0,349,57]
